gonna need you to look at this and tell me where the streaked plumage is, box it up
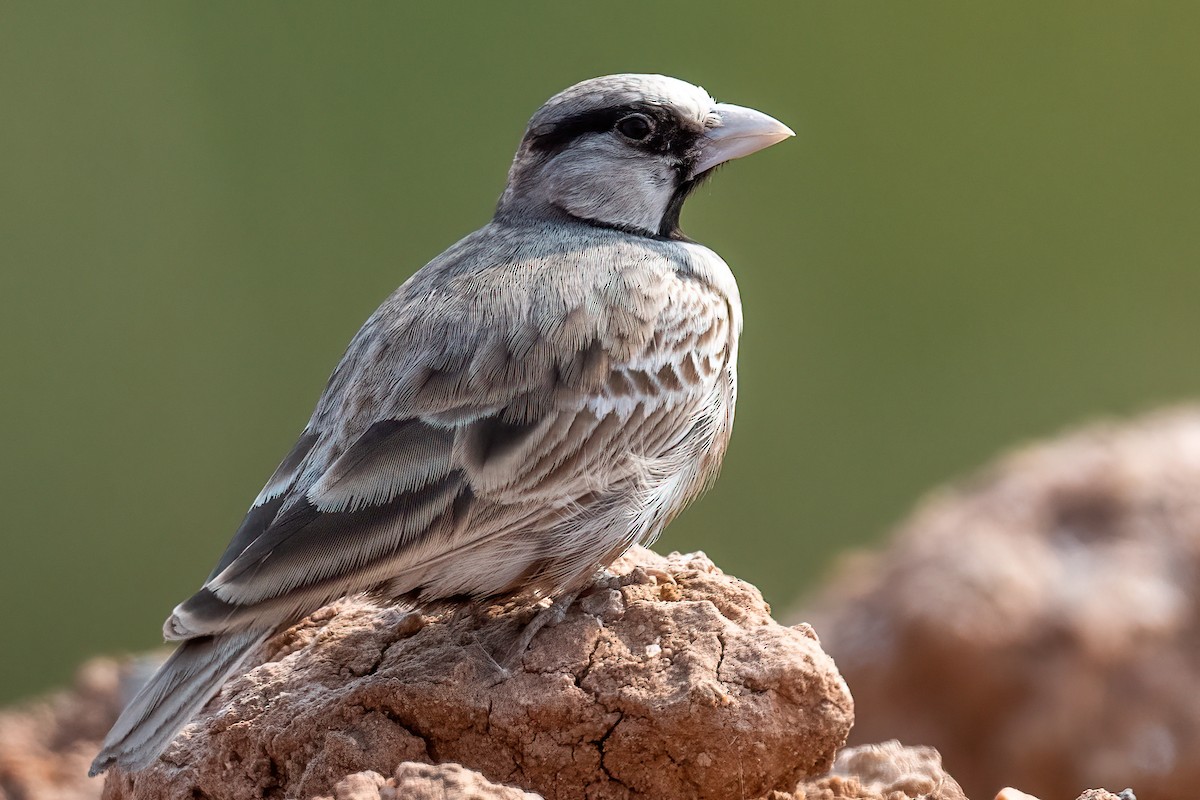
[91,74,792,776]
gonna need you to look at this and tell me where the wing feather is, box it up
[205,432,319,582]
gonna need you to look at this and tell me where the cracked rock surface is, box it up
[800,407,1200,800]
[101,547,853,800]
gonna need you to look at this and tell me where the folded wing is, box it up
[167,233,734,640]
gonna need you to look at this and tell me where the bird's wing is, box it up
[166,229,734,639]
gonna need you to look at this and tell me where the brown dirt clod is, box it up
[97,547,852,800]
[793,741,967,800]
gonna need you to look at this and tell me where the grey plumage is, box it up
[91,74,792,776]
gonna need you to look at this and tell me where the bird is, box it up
[90,73,793,777]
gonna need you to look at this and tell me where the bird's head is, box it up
[496,74,794,239]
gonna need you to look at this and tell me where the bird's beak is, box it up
[691,102,795,178]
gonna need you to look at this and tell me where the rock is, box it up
[993,786,1041,800]
[1074,791,1136,800]
[799,407,1200,800]
[310,762,544,800]
[997,782,1135,800]
[0,656,153,800]
[793,741,966,800]
[329,770,386,800]
[994,789,1041,800]
[102,548,853,800]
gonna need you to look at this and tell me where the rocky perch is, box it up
[100,548,853,800]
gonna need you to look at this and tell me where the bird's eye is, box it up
[616,114,654,141]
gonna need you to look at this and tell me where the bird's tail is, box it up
[89,629,268,776]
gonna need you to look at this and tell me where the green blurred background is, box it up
[2,2,1198,704]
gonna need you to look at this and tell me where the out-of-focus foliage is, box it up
[1,2,1197,703]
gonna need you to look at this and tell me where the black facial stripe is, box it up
[526,103,643,152]
[527,102,705,159]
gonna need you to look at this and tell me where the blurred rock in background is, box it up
[794,740,967,800]
[0,657,143,800]
[798,407,1200,800]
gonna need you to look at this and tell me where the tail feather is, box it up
[89,629,268,776]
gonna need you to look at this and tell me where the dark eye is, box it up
[616,113,654,141]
